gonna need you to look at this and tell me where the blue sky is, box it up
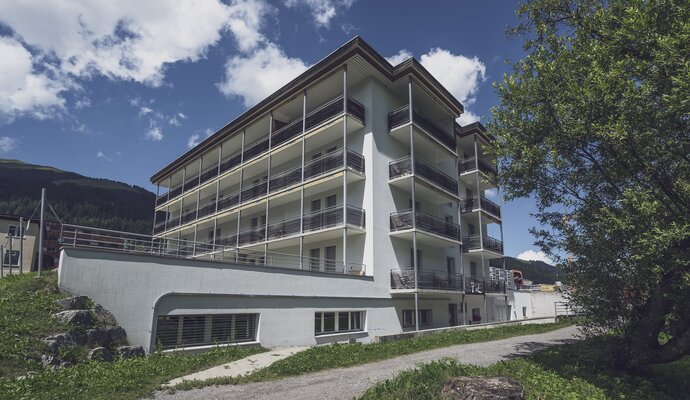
[0,0,552,264]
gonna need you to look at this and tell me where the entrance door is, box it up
[325,246,336,272]
[448,304,458,326]
[309,248,320,271]
[310,199,322,230]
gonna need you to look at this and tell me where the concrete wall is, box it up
[530,291,567,318]
[58,247,400,351]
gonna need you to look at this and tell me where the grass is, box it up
[172,319,575,390]
[360,338,690,400]
[0,272,67,377]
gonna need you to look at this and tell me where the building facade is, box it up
[59,37,519,352]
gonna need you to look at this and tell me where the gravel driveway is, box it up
[154,325,579,400]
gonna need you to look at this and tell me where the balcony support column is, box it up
[167,176,172,202]
[461,294,467,325]
[483,295,488,324]
[195,186,201,222]
[217,144,223,175]
[212,217,218,255]
[178,197,184,228]
[192,224,198,256]
[181,167,186,193]
[235,210,241,258]
[299,91,307,269]
[342,64,348,268]
[197,157,203,187]
[407,76,420,331]
[266,113,273,253]
[152,182,160,236]
[164,205,170,232]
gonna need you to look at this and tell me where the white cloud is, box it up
[457,110,481,126]
[96,151,112,161]
[419,48,486,106]
[0,37,66,120]
[144,123,163,141]
[187,133,201,148]
[385,50,412,66]
[517,250,554,265]
[0,0,273,119]
[0,136,18,152]
[139,106,154,116]
[74,98,91,110]
[177,112,187,119]
[218,43,309,107]
[169,116,180,126]
[484,188,497,198]
[285,0,354,28]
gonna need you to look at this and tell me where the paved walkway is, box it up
[165,347,309,387]
[155,325,578,400]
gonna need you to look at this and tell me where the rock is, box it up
[440,376,524,400]
[55,295,90,310]
[107,326,127,345]
[88,347,113,362]
[86,328,110,347]
[40,355,60,367]
[70,330,87,346]
[54,310,93,327]
[91,305,117,326]
[43,333,74,355]
[117,345,145,359]
[59,361,74,369]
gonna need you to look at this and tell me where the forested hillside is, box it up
[0,159,154,233]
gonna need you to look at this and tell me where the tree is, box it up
[491,0,690,370]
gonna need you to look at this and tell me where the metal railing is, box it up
[390,269,464,291]
[459,195,501,218]
[390,210,461,242]
[458,156,497,176]
[155,96,365,207]
[59,224,366,275]
[388,105,456,151]
[389,156,458,195]
[156,149,365,232]
[463,234,504,254]
[555,301,585,317]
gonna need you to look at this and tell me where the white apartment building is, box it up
[58,37,517,352]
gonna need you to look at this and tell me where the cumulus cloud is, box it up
[0,0,273,119]
[74,98,91,110]
[0,37,66,120]
[385,50,412,66]
[177,112,187,119]
[0,136,18,152]
[517,250,554,265]
[457,110,481,126]
[138,106,154,116]
[96,151,112,161]
[144,123,163,141]
[285,0,354,28]
[187,133,201,148]
[217,43,309,107]
[419,48,486,106]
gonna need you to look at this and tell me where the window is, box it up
[6,225,17,237]
[402,309,431,327]
[309,248,320,271]
[3,250,19,266]
[155,313,258,350]
[522,306,527,318]
[472,308,481,323]
[314,311,364,335]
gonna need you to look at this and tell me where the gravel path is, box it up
[154,325,578,400]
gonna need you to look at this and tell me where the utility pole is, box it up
[38,188,45,276]
[1,245,4,278]
[19,217,24,274]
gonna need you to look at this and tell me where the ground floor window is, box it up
[315,311,364,335]
[155,313,258,349]
[402,309,431,327]
[472,308,481,323]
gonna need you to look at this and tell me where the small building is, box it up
[0,214,39,274]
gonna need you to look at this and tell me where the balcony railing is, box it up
[388,105,456,151]
[390,269,464,291]
[465,276,507,294]
[389,156,458,196]
[390,210,461,242]
[153,221,166,234]
[180,209,197,224]
[156,97,365,207]
[217,192,240,212]
[59,224,365,276]
[458,156,497,176]
[459,195,501,218]
[463,234,504,254]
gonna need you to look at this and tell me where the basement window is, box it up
[315,311,364,335]
[402,309,431,327]
[155,313,258,350]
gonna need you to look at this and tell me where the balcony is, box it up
[153,221,166,234]
[238,205,365,246]
[390,268,464,291]
[200,163,219,184]
[459,195,501,218]
[219,151,242,175]
[463,234,504,254]
[459,156,497,177]
[465,276,507,294]
[389,156,458,197]
[390,210,461,242]
[388,105,456,152]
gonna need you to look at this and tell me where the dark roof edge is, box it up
[151,36,464,183]
[455,121,496,144]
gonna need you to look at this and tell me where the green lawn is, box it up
[360,338,689,400]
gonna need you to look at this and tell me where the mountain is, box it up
[0,159,154,233]
[493,256,568,284]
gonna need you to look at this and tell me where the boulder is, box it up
[59,361,74,369]
[40,354,61,367]
[86,328,110,347]
[88,347,113,362]
[70,330,87,346]
[440,376,524,400]
[91,305,117,326]
[107,326,127,345]
[43,333,74,355]
[55,295,90,310]
[117,346,145,359]
[54,310,93,327]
